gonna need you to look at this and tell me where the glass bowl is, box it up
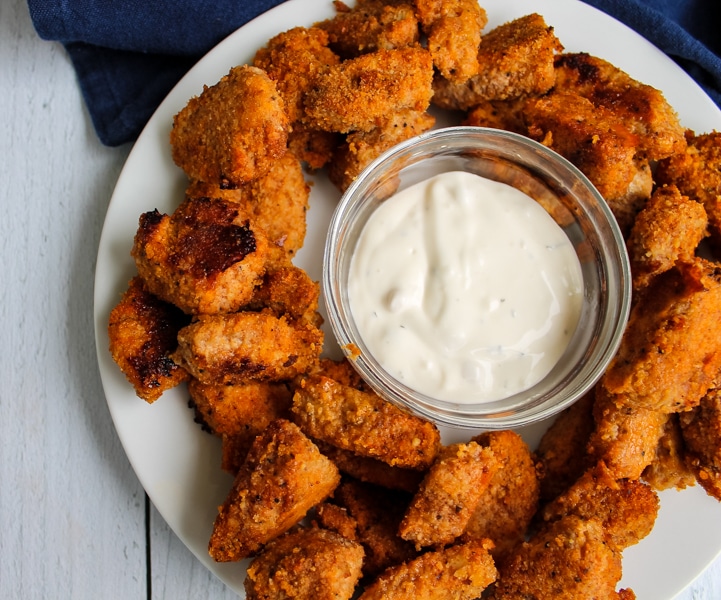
[322,126,631,429]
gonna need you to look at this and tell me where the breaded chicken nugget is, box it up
[540,461,659,550]
[627,184,708,290]
[656,130,721,252]
[108,276,190,403]
[399,441,499,549]
[244,527,364,600]
[304,47,434,133]
[170,65,289,187]
[535,390,596,502]
[415,0,487,84]
[209,419,340,562]
[553,52,686,161]
[291,375,441,469]
[461,431,540,559]
[328,109,435,192]
[492,516,624,600]
[172,310,323,385]
[358,539,497,600]
[316,0,420,58]
[679,388,721,500]
[245,265,321,324]
[601,259,721,413]
[642,413,696,491]
[432,13,561,110]
[132,197,270,315]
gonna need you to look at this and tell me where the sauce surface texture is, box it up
[348,171,584,404]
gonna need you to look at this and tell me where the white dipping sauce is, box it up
[348,171,584,404]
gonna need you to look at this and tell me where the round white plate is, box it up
[94,0,721,597]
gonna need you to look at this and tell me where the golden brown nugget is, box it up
[170,65,289,187]
[334,479,417,577]
[627,184,708,290]
[399,441,499,549]
[291,375,440,469]
[131,196,270,315]
[601,259,721,413]
[432,13,561,110]
[209,419,340,562]
[553,52,686,160]
[493,516,623,600]
[461,431,540,559]
[358,539,497,600]
[328,109,435,192]
[304,47,434,133]
[642,413,696,491]
[172,311,323,385]
[656,130,721,251]
[107,276,190,403]
[535,390,596,502]
[587,385,668,480]
[316,0,419,58]
[540,461,659,550]
[415,0,487,84]
[680,388,721,500]
[245,265,320,323]
[244,527,364,600]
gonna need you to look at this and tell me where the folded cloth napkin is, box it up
[28,0,721,147]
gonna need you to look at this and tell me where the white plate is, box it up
[94,0,721,597]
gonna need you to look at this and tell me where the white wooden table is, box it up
[1,0,719,597]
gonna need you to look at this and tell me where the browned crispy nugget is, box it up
[172,311,323,385]
[329,109,435,192]
[304,47,434,133]
[535,390,596,502]
[601,259,721,413]
[461,431,540,560]
[656,130,721,252]
[587,385,668,480]
[170,65,289,187]
[108,276,190,403]
[399,441,499,549]
[432,13,561,110]
[680,388,721,500]
[642,413,696,491]
[131,197,270,315]
[245,265,321,324]
[415,0,487,84]
[492,516,623,600]
[316,0,420,58]
[627,184,708,290]
[244,527,364,600]
[291,375,441,469]
[358,539,497,600]
[553,52,686,161]
[540,461,659,550]
[209,419,340,562]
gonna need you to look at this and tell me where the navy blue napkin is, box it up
[28,0,721,147]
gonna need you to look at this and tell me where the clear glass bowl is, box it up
[323,126,631,429]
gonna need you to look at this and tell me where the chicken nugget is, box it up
[399,441,499,549]
[627,184,708,290]
[209,419,340,561]
[493,516,624,600]
[461,431,540,559]
[304,47,434,133]
[601,259,721,413]
[540,461,659,550]
[172,310,323,385]
[245,265,321,324]
[244,527,364,600]
[108,276,190,403]
[642,413,696,491]
[316,0,419,58]
[432,13,561,110]
[131,196,270,315]
[358,539,497,600]
[170,65,289,187]
[679,387,721,500]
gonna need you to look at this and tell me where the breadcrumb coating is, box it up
[642,414,697,491]
[679,388,721,500]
